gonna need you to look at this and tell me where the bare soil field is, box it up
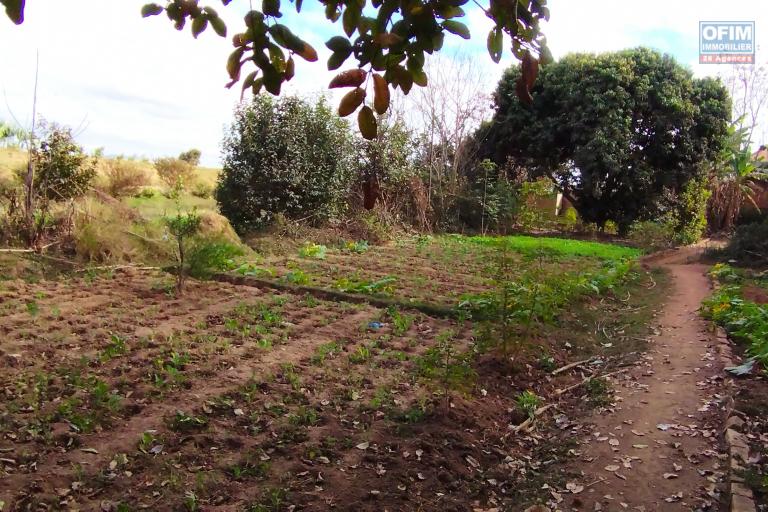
[0,237,668,511]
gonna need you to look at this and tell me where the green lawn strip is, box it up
[459,234,641,260]
[126,193,217,220]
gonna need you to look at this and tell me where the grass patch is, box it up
[462,234,641,260]
[126,193,217,220]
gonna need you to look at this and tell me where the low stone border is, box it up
[716,324,757,512]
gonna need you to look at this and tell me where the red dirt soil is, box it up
[562,249,728,511]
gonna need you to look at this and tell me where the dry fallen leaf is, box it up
[663,473,679,479]
[523,506,550,512]
[356,442,369,450]
[566,482,584,494]
[604,465,620,472]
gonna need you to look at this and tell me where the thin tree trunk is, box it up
[24,51,40,247]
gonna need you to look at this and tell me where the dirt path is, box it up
[565,250,726,511]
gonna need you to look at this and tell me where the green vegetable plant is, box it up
[702,265,768,367]
[516,390,541,420]
[298,242,327,259]
[334,276,396,295]
[386,306,414,336]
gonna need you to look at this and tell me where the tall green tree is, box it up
[1,0,550,138]
[479,47,731,234]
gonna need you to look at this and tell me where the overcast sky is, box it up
[0,1,765,167]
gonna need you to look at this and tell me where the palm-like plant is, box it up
[0,121,29,148]
[707,123,768,231]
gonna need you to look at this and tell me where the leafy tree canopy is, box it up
[478,47,731,234]
[216,95,353,232]
[178,148,202,166]
[1,0,550,138]
[33,122,96,201]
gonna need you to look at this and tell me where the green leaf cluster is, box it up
[479,48,731,234]
[216,95,353,232]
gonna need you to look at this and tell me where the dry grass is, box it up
[0,147,28,181]
[0,146,219,191]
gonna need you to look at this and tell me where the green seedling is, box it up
[311,342,340,365]
[101,333,128,361]
[516,390,541,420]
[298,242,327,259]
[387,306,414,336]
[348,345,371,364]
[168,411,208,432]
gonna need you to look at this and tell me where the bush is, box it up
[628,221,676,252]
[668,177,710,245]
[135,187,157,198]
[460,160,521,233]
[187,238,244,279]
[164,209,202,292]
[33,122,96,200]
[154,157,195,190]
[191,181,213,199]
[725,219,768,266]
[561,207,579,231]
[102,159,150,198]
[217,95,353,233]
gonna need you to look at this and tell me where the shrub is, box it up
[560,207,579,231]
[217,95,353,233]
[724,219,768,266]
[187,238,244,279]
[668,177,710,245]
[190,181,213,199]
[33,122,96,200]
[135,187,157,198]
[154,157,195,190]
[178,149,201,167]
[516,178,555,232]
[628,221,676,252]
[164,210,202,292]
[102,159,150,198]
[461,160,521,233]
[352,119,421,220]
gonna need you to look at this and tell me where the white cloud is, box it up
[0,0,765,166]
